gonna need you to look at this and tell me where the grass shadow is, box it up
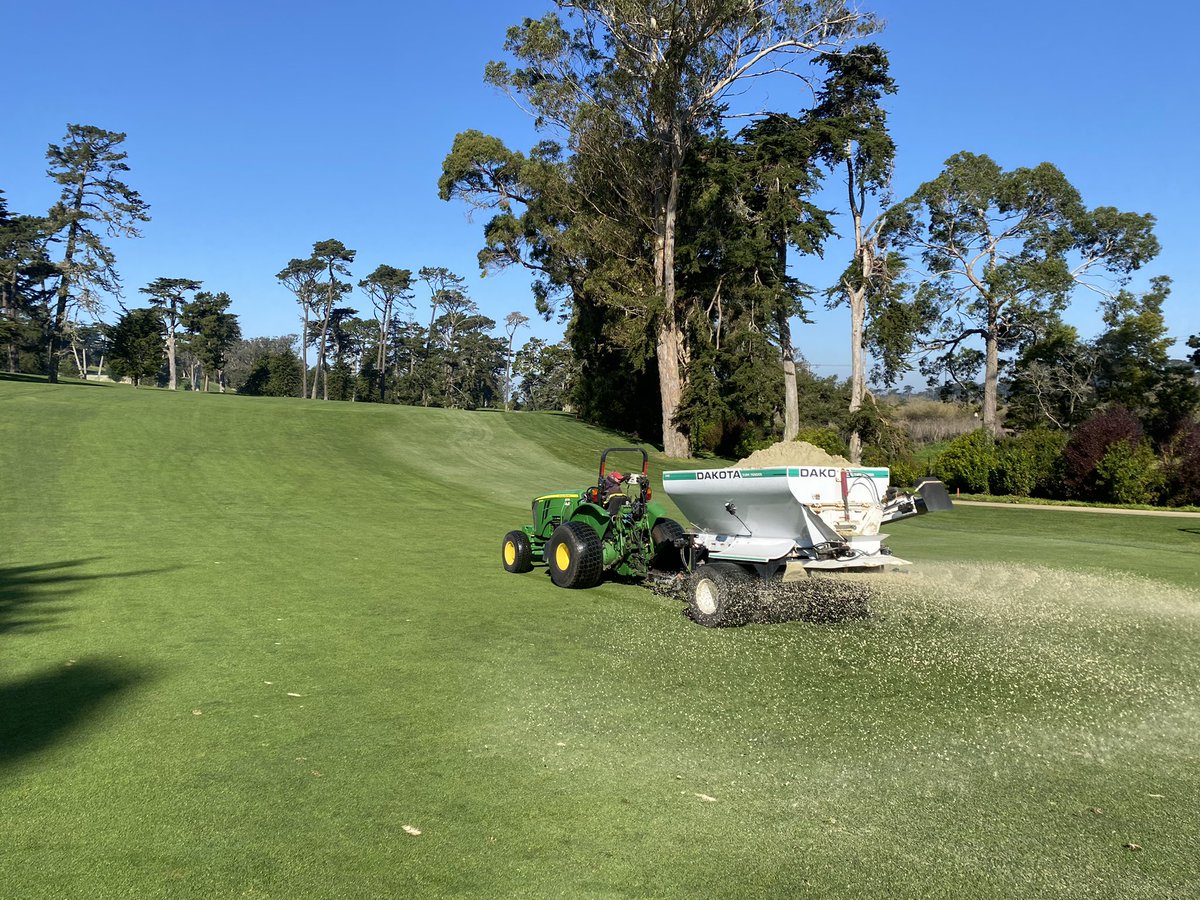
[1178,528,1200,536]
[0,660,150,768]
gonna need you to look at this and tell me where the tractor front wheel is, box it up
[546,521,604,589]
[502,530,534,574]
[685,563,753,627]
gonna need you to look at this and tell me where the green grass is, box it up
[2,375,1198,898]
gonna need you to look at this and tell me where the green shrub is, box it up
[861,445,918,489]
[1095,440,1163,504]
[932,429,996,493]
[991,429,1069,498]
[796,426,848,460]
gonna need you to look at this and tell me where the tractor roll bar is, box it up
[598,447,649,485]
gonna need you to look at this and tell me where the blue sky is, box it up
[3,0,1197,383]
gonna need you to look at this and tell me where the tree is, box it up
[308,240,355,400]
[487,2,874,456]
[107,308,163,387]
[139,277,201,390]
[1093,277,1199,442]
[44,125,150,382]
[182,291,241,391]
[502,311,529,409]
[224,335,299,394]
[810,44,898,462]
[276,256,323,397]
[1005,320,1097,431]
[513,337,577,410]
[0,191,55,373]
[416,267,468,406]
[359,264,415,401]
[239,349,303,398]
[889,152,1159,436]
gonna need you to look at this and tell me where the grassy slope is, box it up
[1,377,1197,898]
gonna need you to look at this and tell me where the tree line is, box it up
[0,126,574,410]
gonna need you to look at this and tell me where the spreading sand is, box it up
[734,440,851,468]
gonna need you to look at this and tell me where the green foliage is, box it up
[1095,439,1163,505]
[106,308,164,387]
[795,426,847,459]
[991,429,1068,498]
[238,350,301,397]
[932,429,996,493]
[860,444,917,489]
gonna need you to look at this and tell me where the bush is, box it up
[932,429,996,493]
[990,428,1069,498]
[1161,422,1200,507]
[860,445,918,490]
[1095,439,1163,504]
[1062,406,1142,501]
[795,426,848,460]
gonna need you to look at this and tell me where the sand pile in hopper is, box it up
[734,440,851,468]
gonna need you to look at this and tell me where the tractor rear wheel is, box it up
[501,530,534,573]
[685,563,753,627]
[546,521,604,589]
[649,517,685,570]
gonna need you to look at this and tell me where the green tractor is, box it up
[501,448,685,588]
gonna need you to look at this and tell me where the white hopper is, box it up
[662,465,946,573]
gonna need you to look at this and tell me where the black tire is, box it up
[685,563,753,627]
[501,530,534,574]
[546,521,605,589]
[649,517,685,570]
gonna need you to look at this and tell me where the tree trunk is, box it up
[165,326,177,390]
[656,135,689,459]
[48,208,83,384]
[982,317,1001,437]
[848,284,867,464]
[301,304,310,398]
[778,310,799,442]
[312,307,331,400]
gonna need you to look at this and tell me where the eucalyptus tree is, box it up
[809,44,897,462]
[44,125,149,382]
[889,152,1159,436]
[276,256,323,396]
[359,264,415,400]
[486,1,875,457]
[139,277,201,390]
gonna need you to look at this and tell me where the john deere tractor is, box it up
[501,448,685,588]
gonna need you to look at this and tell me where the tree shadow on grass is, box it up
[1178,528,1200,536]
[0,660,149,769]
[1,559,167,769]
[0,372,105,386]
[0,558,177,637]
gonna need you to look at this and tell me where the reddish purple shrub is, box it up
[1062,406,1142,500]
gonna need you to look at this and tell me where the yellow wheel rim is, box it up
[504,541,516,566]
[555,542,571,571]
